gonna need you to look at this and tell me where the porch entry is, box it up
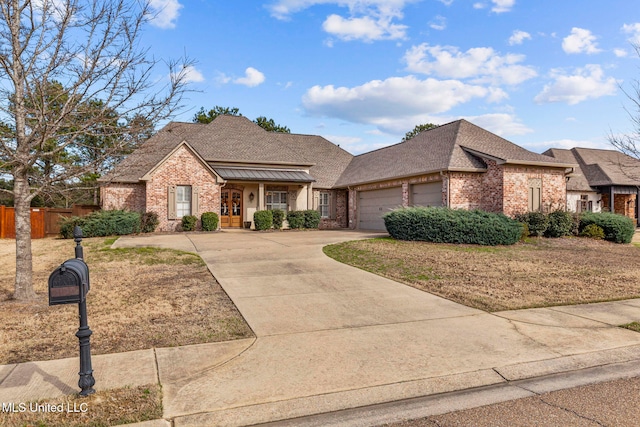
[221,189,243,227]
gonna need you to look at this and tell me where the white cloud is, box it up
[491,0,515,13]
[302,75,492,129]
[149,0,183,29]
[234,67,266,87]
[179,65,204,83]
[267,0,415,41]
[404,43,537,86]
[429,15,447,31]
[438,0,454,5]
[622,23,640,45]
[525,138,606,152]
[473,2,485,9]
[508,30,531,46]
[614,48,628,58]
[463,113,532,136]
[322,13,407,41]
[562,27,602,54]
[534,64,618,105]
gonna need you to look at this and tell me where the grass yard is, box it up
[324,236,640,312]
[0,237,253,365]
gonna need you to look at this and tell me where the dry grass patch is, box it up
[324,237,640,312]
[0,237,253,364]
[0,384,161,427]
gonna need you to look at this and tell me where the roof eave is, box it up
[334,167,487,188]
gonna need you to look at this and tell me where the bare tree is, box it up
[609,45,640,160]
[0,1,192,300]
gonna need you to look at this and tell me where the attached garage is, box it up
[358,187,403,230]
[411,182,443,207]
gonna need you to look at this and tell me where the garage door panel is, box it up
[358,187,402,230]
[412,182,443,207]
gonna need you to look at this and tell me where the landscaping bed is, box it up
[0,237,253,364]
[324,236,640,312]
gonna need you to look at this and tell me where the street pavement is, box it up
[1,229,640,427]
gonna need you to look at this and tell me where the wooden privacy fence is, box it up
[0,205,100,239]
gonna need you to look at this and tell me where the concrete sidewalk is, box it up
[2,230,640,427]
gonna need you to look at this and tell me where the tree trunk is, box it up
[13,175,36,301]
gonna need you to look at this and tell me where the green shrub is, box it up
[519,222,529,241]
[254,210,273,230]
[383,207,522,246]
[201,212,219,231]
[272,209,285,230]
[544,210,574,238]
[514,212,549,237]
[579,212,635,243]
[181,215,198,231]
[140,211,159,233]
[580,223,605,240]
[59,210,141,238]
[303,210,321,229]
[286,211,305,229]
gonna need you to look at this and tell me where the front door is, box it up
[221,190,243,227]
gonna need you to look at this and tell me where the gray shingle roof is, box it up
[569,147,640,187]
[334,120,573,187]
[101,115,352,188]
[542,148,594,191]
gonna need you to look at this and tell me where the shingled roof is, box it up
[547,147,640,187]
[100,115,353,188]
[334,119,574,187]
[542,148,593,191]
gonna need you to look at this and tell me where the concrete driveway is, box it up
[114,230,640,426]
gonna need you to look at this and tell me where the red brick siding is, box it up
[602,193,637,221]
[146,146,220,231]
[100,183,146,212]
[317,189,348,229]
[502,165,566,216]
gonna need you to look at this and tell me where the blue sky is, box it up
[143,0,640,155]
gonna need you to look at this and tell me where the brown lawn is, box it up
[324,236,640,312]
[0,237,253,364]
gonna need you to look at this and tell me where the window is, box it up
[176,185,192,217]
[319,192,330,218]
[266,191,287,211]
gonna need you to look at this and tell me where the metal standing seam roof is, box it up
[212,166,315,183]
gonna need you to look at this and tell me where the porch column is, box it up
[610,186,615,214]
[258,183,265,210]
[307,183,313,210]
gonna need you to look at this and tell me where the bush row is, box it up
[253,209,321,231]
[516,210,635,243]
[383,207,523,246]
[181,212,219,231]
[60,210,146,238]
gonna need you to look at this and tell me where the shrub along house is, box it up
[544,147,640,224]
[100,116,576,231]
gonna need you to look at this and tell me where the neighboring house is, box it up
[544,147,640,223]
[100,116,575,231]
[100,115,353,231]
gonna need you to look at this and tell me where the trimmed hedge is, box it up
[544,210,574,238]
[201,212,219,231]
[303,210,321,229]
[514,212,549,237]
[254,210,273,230]
[286,211,305,229]
[272,209,285,230]
[60,210,141,238]
[383,207,522,246]
[579,212,635,243]
[181,215,198,231]
[580,223,605,240]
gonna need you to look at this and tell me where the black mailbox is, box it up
[48,258,90,306]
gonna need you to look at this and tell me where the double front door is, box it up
[221,189,242,227]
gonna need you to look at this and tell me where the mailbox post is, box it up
[48,226,95,396]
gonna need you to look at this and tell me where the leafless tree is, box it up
[609,45,640,160]
[0,0,192,300]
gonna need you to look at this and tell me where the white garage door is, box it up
[411,182,443,207]
[358,187,403,230]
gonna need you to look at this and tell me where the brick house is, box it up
[544,147,640,223]
[100,116,575,231]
